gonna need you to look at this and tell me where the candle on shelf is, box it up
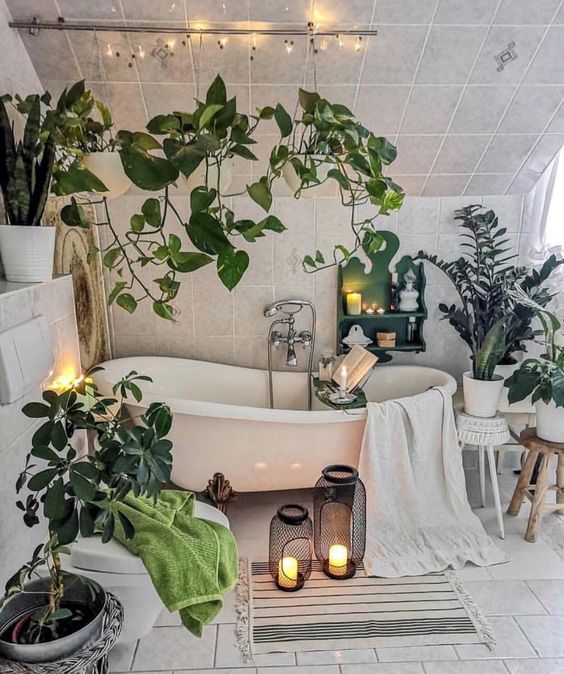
[278,556,298,589]
[339,366,347,397]
[345,291,362,315]
[365,305,375,315]
[376,307,386,315]
[328,544,348,577]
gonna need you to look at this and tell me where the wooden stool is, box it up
[507,428,564,543]
[457,411,509,539]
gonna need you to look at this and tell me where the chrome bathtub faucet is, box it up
[263,300,316,409]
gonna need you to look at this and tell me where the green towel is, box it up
[111,490,238,636]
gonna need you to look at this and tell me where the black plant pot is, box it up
[0,574,107,664]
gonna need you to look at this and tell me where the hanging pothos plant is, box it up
[61,76,285,319]
[266,88,405,272]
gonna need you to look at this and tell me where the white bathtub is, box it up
[94,357,456,492]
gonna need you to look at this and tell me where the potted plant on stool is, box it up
[0,369,173,665]
[0,93,58,282]
[505,299,564,443]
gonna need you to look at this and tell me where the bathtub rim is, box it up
[93,356,457,425]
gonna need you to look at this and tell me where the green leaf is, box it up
[103,247,121,269]
[51,421,67,452]
[190,186,217,214]
[30,445,59,462]
[187,212,232,255]
[141,198,161,227]
[262,214,286,233]
[298,89,321,114]
[327,168,348,189]
[163,138,204,178]
[198,104,224,130]
[57,508,79,546]
[101,512,115,544]
[230,144,258,161]
[130,214,145,233]
[246,180,272,212]
[70,470,97,501]
[60,197,91,228]
[273,103,293,137]
[146,114,181,134]
[117,511,135,540]
[108,281,127,305]
[153,301,175,321]
[79,507,96,537]
[119,147,178,191]
[169,251,213,273]
[258,106,275,119]
[217,248,249,290]
[28,468,57,492]
[73,461,99,480]
[22,402,51,419]
[53,162,108,196]
[205,74,227,106]
[116,293,137,313]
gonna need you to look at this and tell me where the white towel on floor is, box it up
[359,386,509,577]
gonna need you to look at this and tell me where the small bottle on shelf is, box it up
[406,316,418,343]
[390,272,399,312]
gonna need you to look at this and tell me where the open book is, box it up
[332,345,379,391]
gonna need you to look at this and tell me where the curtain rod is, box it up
[9,18,379,37]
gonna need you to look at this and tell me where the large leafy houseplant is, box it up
[418,205,563,379]
[505,296,564,441]
[268,88,404,271]
[48,80,132,200]
[61,76,286,319]
[0,369,173,658]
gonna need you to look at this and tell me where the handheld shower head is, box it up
[264,303,280,318]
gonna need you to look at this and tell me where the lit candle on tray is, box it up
[328,544,348,577]
[376,307,386,315]
[278,556,298,589]
[345,291,362,315]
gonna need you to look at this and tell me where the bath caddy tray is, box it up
[312,375,367,410]
[337,230,427,363]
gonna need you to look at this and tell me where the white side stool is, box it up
[457,411,510,539]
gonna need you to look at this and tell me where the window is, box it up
[545,147,564,248]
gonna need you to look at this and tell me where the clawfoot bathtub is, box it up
[94,357,456,492]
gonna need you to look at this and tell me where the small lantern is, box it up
[269,504,313,592]
[314,465,366,580]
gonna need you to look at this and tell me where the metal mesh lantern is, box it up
[269,504,313,592]
[314,465,366,579]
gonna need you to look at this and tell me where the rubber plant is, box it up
[0,369,173,645]
[60,75,286,319]
[418,204,564,379]
[267,88,405,271]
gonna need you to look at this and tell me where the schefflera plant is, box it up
[3,369,173,642]
[267,88,405,272]
[62,76,286,320]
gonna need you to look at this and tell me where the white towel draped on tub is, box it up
[359,386,508,577]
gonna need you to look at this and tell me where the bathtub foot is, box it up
[203,473,238,514]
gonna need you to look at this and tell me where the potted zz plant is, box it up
[0,92,58,283]
[49,80,132,200]
[0,369,173,664]
[505,296,564,443]
[418,205,562,418]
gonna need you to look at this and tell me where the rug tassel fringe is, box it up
[235,558,254,664]
[446,569,496,650]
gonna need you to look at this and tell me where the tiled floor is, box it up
[109,459,564,674]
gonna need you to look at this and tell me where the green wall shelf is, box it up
[336,230,427,363]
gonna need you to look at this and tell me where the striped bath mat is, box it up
[237,560,493,657]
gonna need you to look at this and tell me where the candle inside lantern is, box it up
[328,544,348,577]
[278,556,298,589]
[345,291,362,315]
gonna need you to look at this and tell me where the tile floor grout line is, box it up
[511,614,542,658]
[523,579,554,616]
[212,623,219,669]
[128,637,141,672]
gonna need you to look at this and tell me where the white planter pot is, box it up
[0,225,56,283]
[81,151,132,199]
[183,157,235,194]
[536,400,564,443]
[462,371,505,418]
[282,156,337,197]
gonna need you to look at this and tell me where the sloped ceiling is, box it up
[6,0,564,196]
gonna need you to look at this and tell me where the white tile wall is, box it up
[0,276,81,589]
[107,192,530,383]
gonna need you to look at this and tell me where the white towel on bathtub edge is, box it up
[359,386,509,577]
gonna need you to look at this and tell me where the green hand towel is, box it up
[111,490,238,636]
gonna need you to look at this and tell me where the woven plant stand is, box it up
[0,593,123,674]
